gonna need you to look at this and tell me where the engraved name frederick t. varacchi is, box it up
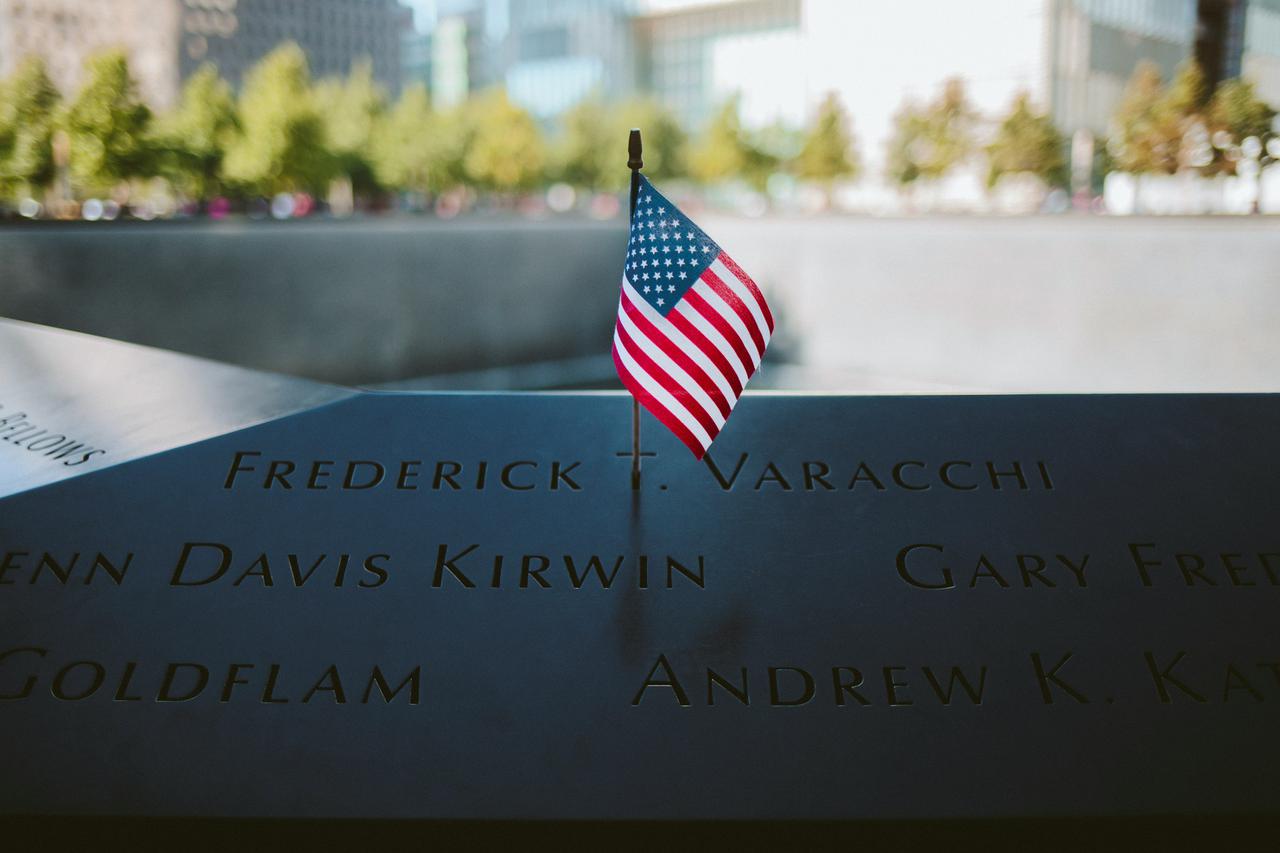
[220,449,1055,494]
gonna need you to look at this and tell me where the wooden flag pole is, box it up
[627,128,643,491]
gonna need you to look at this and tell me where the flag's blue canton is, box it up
[624,175,720,316]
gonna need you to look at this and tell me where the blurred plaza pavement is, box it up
[1,214,1277,394]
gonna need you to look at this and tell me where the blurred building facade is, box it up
[408,0,1278,202]
[0,0,407,108]
[0,0,182,106]
[404,0,637,113]
[1244,0,1280,101]
[1047,0,1280,189]
[410,0,804,124]
[495,0,638,118]
[180,0,406,94]
[4,0,1277,205]
[1048,0,1199,139]
[401,1,488,106]
[635,0,802,129]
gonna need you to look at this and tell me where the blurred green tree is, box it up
[1109,61,1166,174]
[314,59,386,196]
[1156,60,1210,172]
[1159,59,1207,119]
[61,50,155,195]
[552,96,688,193]
[985,91,1066,189]
[554,96,614,191]
[153,64,237,200]
[1110,60,1213,175]
[885,101,926,186]
[372,83,465,196]
[460,88,546,194]
[1204,77,1277,176]
[689,95,778,191]
[614,98,686,184]
[922,77,976,175]
[751,120,800,185]
[223,43,332,195]
[0,56,61,200]
[794,92,860,197]
[885,77,976,188]
[689,97,749,184]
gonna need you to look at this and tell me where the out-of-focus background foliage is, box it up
[3,0,1279,218]
[0,0,1278,394]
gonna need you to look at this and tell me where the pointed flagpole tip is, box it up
[628,128,643,171]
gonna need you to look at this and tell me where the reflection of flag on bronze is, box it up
[612,176,774,459]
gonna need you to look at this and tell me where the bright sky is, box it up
[643,0,1051,168]
[409,0,1051,170]
[799,0,1049,168]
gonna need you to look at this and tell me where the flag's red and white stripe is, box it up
[612,251,774,458]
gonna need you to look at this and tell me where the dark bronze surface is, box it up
[1,321,1276,819]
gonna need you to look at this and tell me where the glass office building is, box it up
[0,0,407,107]
[1243,0,1280,103]
[439,0,803,127]
[1043,0,1280,189]
[1047,0,1280,135]
[396,0,1279,197]
[634,0,802,130]
[177,0,406,94]
[493,0,639,118]
[1048,0,1195,137]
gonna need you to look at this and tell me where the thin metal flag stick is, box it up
[627,128,643,490]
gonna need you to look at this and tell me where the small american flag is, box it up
[612,176,774,459]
